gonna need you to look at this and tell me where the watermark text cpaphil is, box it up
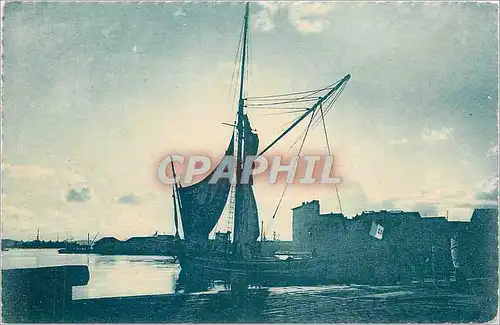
[157,155,342,185]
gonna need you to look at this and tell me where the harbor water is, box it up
[2,249,181,300]
[2,249,497,323]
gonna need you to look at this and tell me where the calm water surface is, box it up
[2,249,181,299]
[2,249,495,323]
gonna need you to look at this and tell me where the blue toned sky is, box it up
[2,2,498,241]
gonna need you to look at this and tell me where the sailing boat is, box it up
[171,3,351,287]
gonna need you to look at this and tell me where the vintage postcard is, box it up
[1,1,498,323]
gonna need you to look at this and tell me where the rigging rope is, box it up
[303,81,347,135]
[245,77,343,101]
[319,105,331,155]
[278,114,307,133]
[246,22,252,98]
[244,21,250,99]
[245,77,346,121]
[229,19,245,112]
[264,81,347,154]
[319,104,344,214]
[223,16,245,235]
[246,98,319,107]
[263,107,318,237]
[263,81,347,232]
[246,106,310,110]
[257,110,308,117]
[259,76,350,237]
[287,108,323,151]
[270,110,316,220]
[246,88,326,99]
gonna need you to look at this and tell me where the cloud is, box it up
[254,2,335,34]
[2,2,497,241]
[1,205,38,240]
[3,164,54,180]
[288,3,335,34]
[173,8,186,18]
[117,193,140,205]
[380,199,395,210]
[253,2,282,32]
[446,207,474,220]
[253,9,275,32]
[421,126,454,143]
[443,190,468,200]
[293,19,329,34]
[2,205,35,221]
[459,159,471,166]
[457,202,498,210]
[66,187,91,202]
[336,180,370,215]
[389,137,409,145]
[487,144,498,158]
[475,176,498,201]
[413,201,439,216]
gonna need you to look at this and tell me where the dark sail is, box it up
[234,184,260,258]
[234,114,260,258]
[243,114,259,155]
[178,136,234,248]
[243,114,259,185]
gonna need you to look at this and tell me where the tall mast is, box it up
[233,2,250,247]
[170,158,181,239]
[172,184,180,239]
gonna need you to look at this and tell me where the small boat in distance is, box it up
[58,233,98,255]
[170,3,351,288]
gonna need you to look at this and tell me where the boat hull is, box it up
[178,255,341,286]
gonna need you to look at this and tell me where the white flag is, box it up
[369,221,384,240]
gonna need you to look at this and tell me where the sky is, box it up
[2,1,498,241]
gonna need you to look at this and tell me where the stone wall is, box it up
[291,201,498,283]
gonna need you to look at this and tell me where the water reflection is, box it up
[2,248,89,269]
[75,254,180,299]
[1,249,492,323]
[2,249,183,299]
[175,269,228,293]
